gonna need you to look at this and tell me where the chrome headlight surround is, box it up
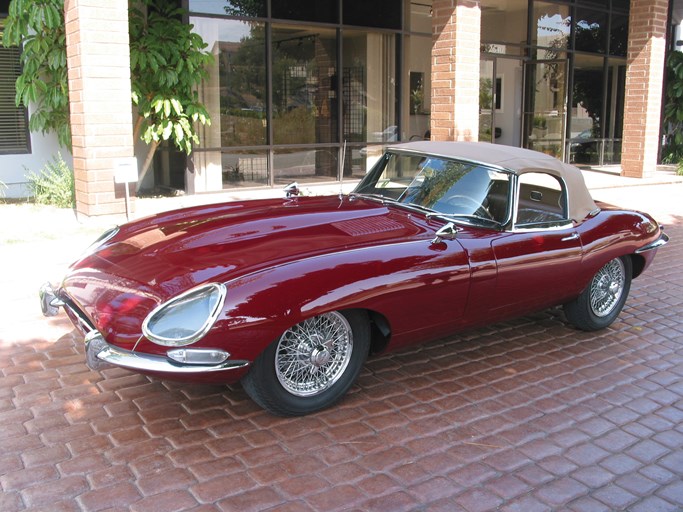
[77,226,120,261]
[142,283,227,347]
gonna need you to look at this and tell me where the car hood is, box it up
[60,196,428,339]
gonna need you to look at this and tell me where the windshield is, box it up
[354,151,511,225]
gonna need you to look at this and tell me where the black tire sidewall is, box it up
[565,256,632,331]
[242,309,370,416]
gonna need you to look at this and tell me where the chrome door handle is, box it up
[561,232,579,242]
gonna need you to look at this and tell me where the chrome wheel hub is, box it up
[590,258,625,318]
[275,312,353,397]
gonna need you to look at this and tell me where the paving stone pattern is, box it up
[1,201,682,511]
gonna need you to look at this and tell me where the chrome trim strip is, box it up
[635,233,670,254]
[85,332,249,374]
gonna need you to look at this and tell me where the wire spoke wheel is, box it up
[589,257,626,318]
[275,312,353,397]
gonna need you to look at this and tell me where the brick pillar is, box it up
[621,0,668,178]
[431,0,481,141]
[65,0,135,217]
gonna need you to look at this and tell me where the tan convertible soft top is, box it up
[391,141,598,222]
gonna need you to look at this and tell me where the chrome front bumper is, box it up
[40,283,249,375]
[39,282,65,317]
[84,331,250,374]
[635,232,670,254]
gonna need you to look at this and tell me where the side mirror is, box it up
[431,222,458,244]
[284,182,300,198]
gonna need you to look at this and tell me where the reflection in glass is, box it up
[524,59,566,159]
[610,15,628,57]
[273,148,338,184]
[222,150,269,187]
[192,18,267,148]
[343,30,396,144]
[407,34,431,141]
[272,25,337,145]
[189,0,266,17]
[272,0,338,23]
[532,2,570,52]
[569,55,604,164]
[574,8,607,54]
[481,0,527,46]
[343,0,402,30]
[479,60,494,143]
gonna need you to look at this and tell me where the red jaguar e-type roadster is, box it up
[40,142,668,415]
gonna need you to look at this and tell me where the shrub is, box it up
[26,153,75,208]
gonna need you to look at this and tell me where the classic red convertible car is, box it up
[40,142,668,415]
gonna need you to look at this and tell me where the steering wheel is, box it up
[443,194,493,220]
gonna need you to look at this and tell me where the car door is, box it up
[490,171,584,317]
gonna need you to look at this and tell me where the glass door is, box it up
[523,60,567,160]
[479,59,495,143]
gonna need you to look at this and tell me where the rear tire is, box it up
[242,310,370,416]
[563,256,632,331]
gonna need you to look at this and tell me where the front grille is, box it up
[62,299,96,336]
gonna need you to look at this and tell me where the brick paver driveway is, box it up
[1,184,682,511]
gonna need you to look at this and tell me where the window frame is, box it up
[511,171,572,231]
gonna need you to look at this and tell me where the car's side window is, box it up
[515,172,569,228]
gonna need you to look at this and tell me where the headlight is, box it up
[142,283,227,347]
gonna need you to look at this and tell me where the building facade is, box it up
[0,0,674,216]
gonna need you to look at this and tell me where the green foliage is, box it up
[26,153,75,208]
[2,0,213,170]
[663,51,683,164]
[1,0,70,148]
[129,1,212,155]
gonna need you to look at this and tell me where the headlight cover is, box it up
[142,283,227,347]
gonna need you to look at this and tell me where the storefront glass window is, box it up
[222,149,270,187]
[481,0,527,46]
[272,0,338,23]
[192,18,267,149]
[569,54,604,164]
[274,147,338,184]
[532,2,570,53]
[189,0,266,17]
[343,0,401,29]
[342,30,397,144]
[272,25,338,145]
[574,8,607,54]
[610,14,628,57]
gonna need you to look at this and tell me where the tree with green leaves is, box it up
[1,1,70,148]
[129,1,212,183]
[1,0,212,186]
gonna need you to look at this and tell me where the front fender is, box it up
[209,239,471,361]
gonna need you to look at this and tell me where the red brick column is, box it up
[431,0,481,141]
[621,0,668,178]
[64,0,135,217]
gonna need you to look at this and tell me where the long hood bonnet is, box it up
[65,196,426,303]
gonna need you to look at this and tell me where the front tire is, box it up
[563,256,632,331]
[242,310,370,416]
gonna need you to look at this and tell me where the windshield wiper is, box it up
[349,192,399,204]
